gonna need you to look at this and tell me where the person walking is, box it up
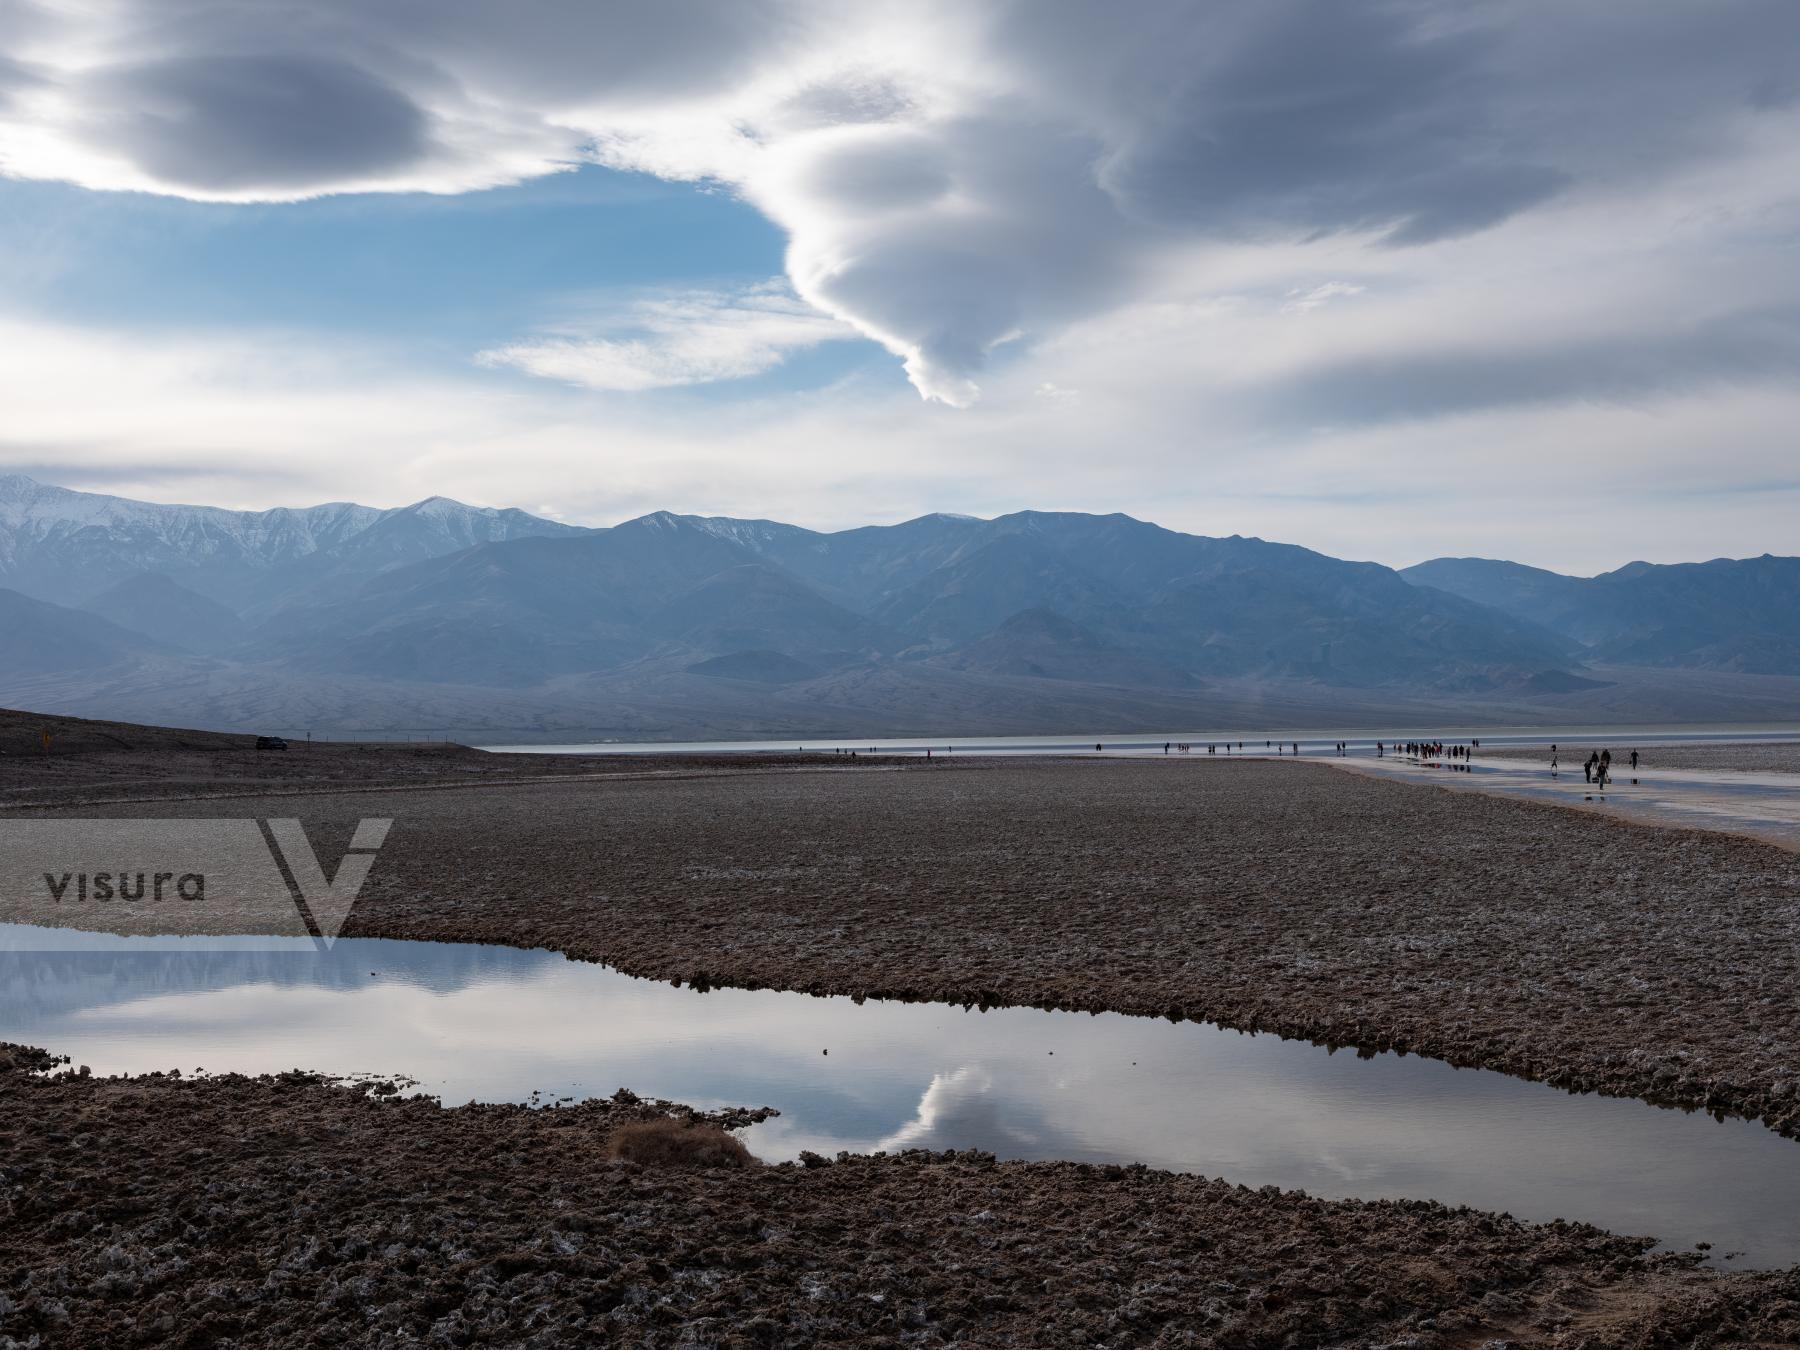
[1584,752,1596,783]
[1630,749,1639,772]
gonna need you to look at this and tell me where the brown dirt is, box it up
[5,1044,1798,1347]
[12,749,1800,1341]
[0,724,901,812]
[17,754,1792,1139]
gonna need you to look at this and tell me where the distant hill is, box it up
[0,587,176,677]
[239,507,1571,692]
[1403,553,1800,674]
[1400,558,1595,636]
[2,471,1796,737]
[81,572,246,654]
[0,473,584,610]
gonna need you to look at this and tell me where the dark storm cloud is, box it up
[86,53,430,193]
[3,0,1799,408]
[0,54,44,111]
[1085,2,1567,245]
[1003,0,1800,247]
[1255,304,1800,430]
[339,0,805,103]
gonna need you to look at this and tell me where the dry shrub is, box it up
[605,1118,757,1169]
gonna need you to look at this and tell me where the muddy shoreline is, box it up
[9,754,1800,1141]
[6,1044,1799,1346]
[10,752,1800,1341]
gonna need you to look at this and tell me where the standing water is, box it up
[5,923,1799,1268]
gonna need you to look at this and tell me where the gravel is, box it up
[11,752,1800,1342]
[14,755,1800,1139]
[5,1044,1797,1347]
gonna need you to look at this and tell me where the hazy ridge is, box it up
[3,474,1796,739]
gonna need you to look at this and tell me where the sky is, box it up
[0,0,1797,575]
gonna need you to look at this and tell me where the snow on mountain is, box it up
[0,473,584,608]
[0,473,379,559]
[682,515,818,552]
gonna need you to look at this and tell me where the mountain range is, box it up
[0,472,1795,740]
[1400,555,1800,675]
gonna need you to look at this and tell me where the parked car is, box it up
[255,736,289,751]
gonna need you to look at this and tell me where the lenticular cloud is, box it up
[2,0,1795,403]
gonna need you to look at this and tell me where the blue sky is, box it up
[0,166,895,393]
[0,1,1796,572]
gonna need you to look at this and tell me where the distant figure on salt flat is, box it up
[1630,749,1639,771]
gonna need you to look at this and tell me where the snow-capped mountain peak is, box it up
[0,473,582,608]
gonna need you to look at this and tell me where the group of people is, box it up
[1382,739,1479,761]
[1549,744,1638,783]
[1165,741,1245,754]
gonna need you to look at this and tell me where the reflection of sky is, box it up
[1354,759,1800,851]
[5,923,1800,1266]
[485,728,1800,755]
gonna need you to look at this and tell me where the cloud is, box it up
[83,54,430,194]
[476,282,858,391]
[1282,283,1366,316]
[2,1,1796,405]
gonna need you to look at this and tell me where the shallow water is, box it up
[482,724,1800,756]
[5,922,1799,1268]
[1350,756,1800,851]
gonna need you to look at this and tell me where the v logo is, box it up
[264,818,392,946]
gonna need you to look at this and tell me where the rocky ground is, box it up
[1477,742,1800,773]
[10,743,1800,1342]
[0,704,884,810]
[4,1043,1798,1347]
[17,752,1794,1138]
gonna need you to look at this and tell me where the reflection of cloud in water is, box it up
[9,921,1800,1265]
[877,1066,1044,1157]
[747,1063,1096,1164]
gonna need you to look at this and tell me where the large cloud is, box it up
[1,0,1796,404]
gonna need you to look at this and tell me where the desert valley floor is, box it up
[3,730,1800,1344]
